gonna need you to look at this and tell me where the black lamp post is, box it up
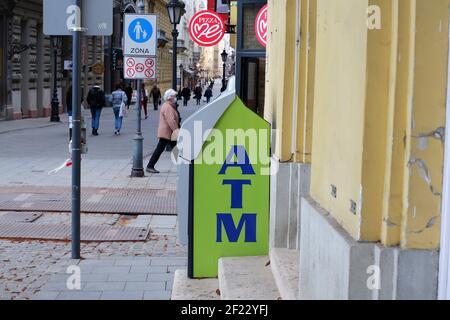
[51,36,61,122]
[221,49,228,92]
[167,0,186,91]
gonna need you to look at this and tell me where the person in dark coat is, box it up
[140,83,149,119]
[66,85,85,141]
[86,85,106,136]
[66,86,73,141]
[194,85,202,106]
[124,82,133,110]
[181,86,191,107]
[151,85,162,111]
[66,85,73,117]
[204,87,213,104]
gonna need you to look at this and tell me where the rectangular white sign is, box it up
[124,56,156,80]
[124,14,157,57]
[43,0,113,36]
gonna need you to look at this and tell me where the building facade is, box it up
[143,0,174,93]
[266,0,449,299]
[177,0,204,90]
[0,0,105,121]
[1,0,57,120]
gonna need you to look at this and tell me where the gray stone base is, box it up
[299,197,439,300]
[270,162,311,250]
[219,256,280,300]
[270,248,299,300]
[171,270,220,300]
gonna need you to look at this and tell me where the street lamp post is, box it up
[50,36,61,122]
[131,0,146,178]
[167,0,186,90]
[220,49,228,92]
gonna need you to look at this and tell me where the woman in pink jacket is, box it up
[146,89,180,174]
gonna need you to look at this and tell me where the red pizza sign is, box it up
[255,5,268,47]
[189,10,225,47]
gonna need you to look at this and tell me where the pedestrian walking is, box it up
[66,85,73,141]
[124,82,133,110]
[86,84,106,136]
[146,89,180,174]
[204,86,213,104]
[110,83,128,135]
[66,85,85,141]
[151,85,162,111]
[194,84,202,106]
[140,83,149,119]
[181,86,191,107]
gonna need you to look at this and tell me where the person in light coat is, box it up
[146,89,180,174]
[111,83,128,135]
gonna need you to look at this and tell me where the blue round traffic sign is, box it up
[128,18,153,43]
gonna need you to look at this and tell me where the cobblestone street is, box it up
[0,82,222,300]
[0,229,187,300]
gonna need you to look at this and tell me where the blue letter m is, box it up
[216,214,257,243]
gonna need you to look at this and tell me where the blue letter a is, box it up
[216,214,257,243]
[219,145,256,175]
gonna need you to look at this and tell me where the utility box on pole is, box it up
[177,77,271,278]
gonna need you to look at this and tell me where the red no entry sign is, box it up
[124,57,156,80]
[189,10,225,47]
[255,5,268,47]
[126,68,135,78]
[145,69,154,78]
[145,58,154,68]
[136,63,144,73]
[126,57,135,67]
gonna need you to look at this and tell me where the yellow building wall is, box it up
[230,1,238,48]
[401,0,448,249]
[309,0,449,245]
[376,0,448,249]
[310,0,369,239]
[264,0,296,161]
[146,0,173,93]
[294,0,317,164]
[265,0,449,248]
[360,0,397,241]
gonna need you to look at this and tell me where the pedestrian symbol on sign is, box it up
[128,18,153,43]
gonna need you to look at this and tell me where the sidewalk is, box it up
[0,80,224,190]
[0,214,187,300]
[0,109,180,190]
[0,80,224,300]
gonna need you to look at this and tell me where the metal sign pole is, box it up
[71,0,82,259]
[130,1,145,178]
[43,0,112,259]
